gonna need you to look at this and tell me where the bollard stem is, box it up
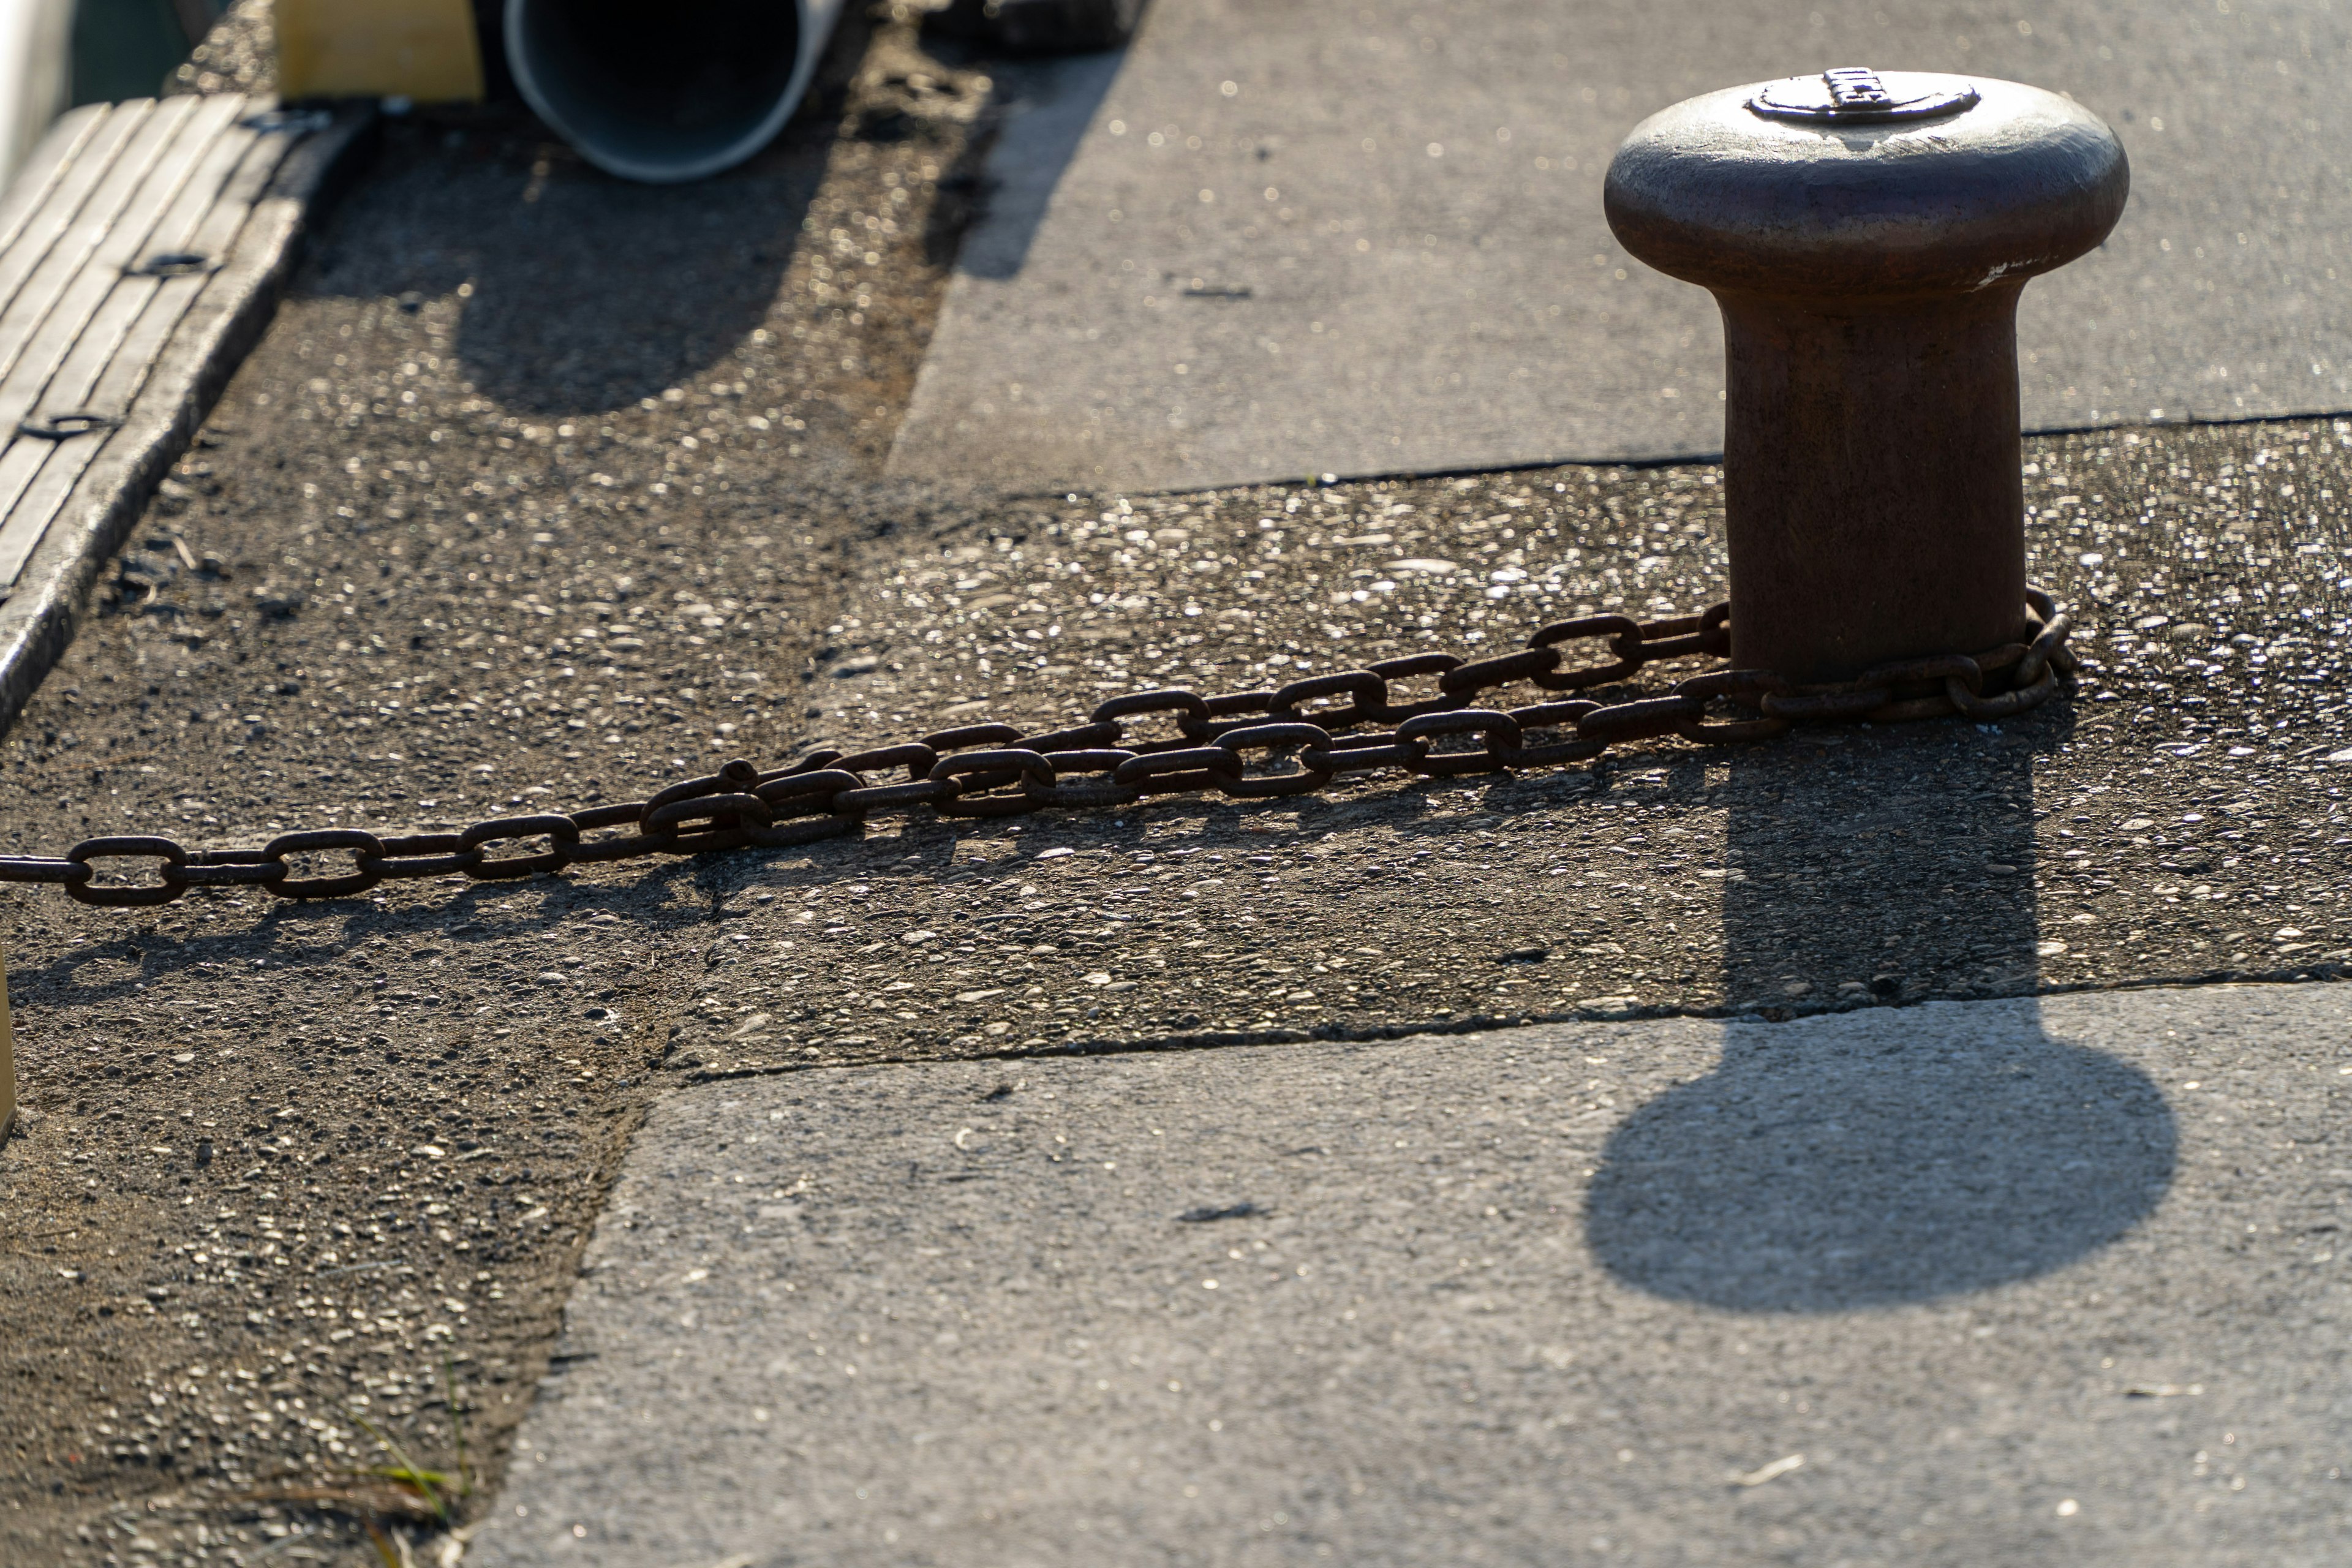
[1717,286,2032,684]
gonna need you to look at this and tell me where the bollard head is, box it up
[1605,70,2127,301]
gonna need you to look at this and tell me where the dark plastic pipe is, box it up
[506,0,843,183]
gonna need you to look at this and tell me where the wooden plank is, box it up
[0,111,263,569]
[0,96,240,437]
[0,115,281,586]
[0,105,109,259]
[86,116,289,416]
[0,104,150,375]
[0,439,54,586]
[0,97,195,396]
[0,106,374,735]
[0,99,238,582]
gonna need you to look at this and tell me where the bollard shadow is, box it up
[1583,722,2176,1311]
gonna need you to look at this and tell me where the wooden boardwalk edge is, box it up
[0,105,377,739]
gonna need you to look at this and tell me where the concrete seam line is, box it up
[0,930,12,1144]
[0,100,377,741]
[672,968,2352,1085]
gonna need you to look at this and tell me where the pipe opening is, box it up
[509,0,808,182]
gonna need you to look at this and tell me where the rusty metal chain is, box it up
[0,592,2074,909]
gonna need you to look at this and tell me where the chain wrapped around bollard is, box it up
[0,593,2073,908]
[0,67,2119,913]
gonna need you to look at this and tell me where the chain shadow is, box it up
[1581,719,2177,1311]
[2,856,723,1005]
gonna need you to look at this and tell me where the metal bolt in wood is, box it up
[1606,69,2128,684]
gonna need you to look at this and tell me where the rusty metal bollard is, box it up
[1606,69,2128,684]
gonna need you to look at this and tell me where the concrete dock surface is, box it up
[478,984,2349,1568]
[894,0,2352,491]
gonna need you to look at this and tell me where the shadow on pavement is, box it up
[306,124,824,416]
[1583,725,2178,1311]
[948,51,1126,280]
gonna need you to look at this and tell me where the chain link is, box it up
[0,594,2074,907]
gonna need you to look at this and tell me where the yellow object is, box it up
[1,937,13,1142]
[274,0,486,103]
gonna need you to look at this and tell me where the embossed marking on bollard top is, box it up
[1607,74,2127,684]
[1821,67,1896,110]
[1749,67,1980,124]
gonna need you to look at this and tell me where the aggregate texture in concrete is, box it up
[473,982,2352,1568]
[668,417,2352,1079]
[0,95,372,737]
[0,12,997,1562]
[891,0,2352,491]
[165,0,277,102]
[4,401,2348,1562]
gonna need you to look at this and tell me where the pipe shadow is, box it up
[302,28,1128,415]
[1583,725,2177,1311]
[305,116,824,416]
[443,154,818,415]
